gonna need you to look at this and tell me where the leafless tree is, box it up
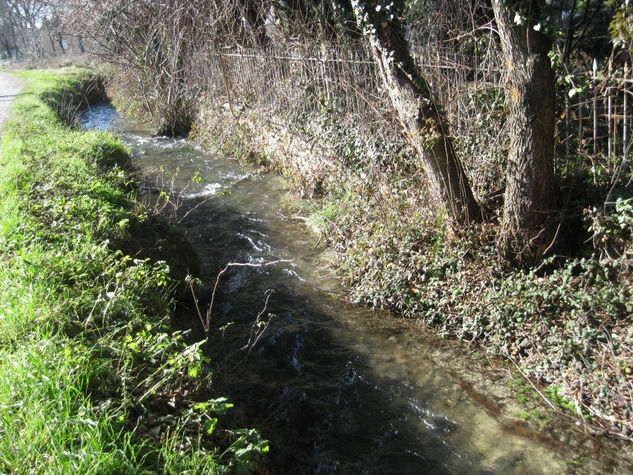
[62,0,272,135]
[0,0,54,58]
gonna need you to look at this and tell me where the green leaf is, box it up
[204,417,218,435]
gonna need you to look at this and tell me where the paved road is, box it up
[0,72,24,137]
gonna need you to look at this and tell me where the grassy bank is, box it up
[0,69,267,472]
[191,101,633,442]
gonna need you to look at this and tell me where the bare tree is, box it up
[0,0,20,57]
[348,0,481,225]
[1,0,47,57]
[0,0,73,58]
[63,0,270,135]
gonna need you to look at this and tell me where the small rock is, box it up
[149,426,161,439]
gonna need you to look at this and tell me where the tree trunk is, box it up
[351,1,480,226]
[492,0,558,265]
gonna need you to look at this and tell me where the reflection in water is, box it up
[83,103,566,474]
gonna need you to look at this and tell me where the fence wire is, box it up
[193,45,388,120]
[193,44,632,187]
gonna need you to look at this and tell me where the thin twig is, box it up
[186,275,207,332]
[206,258,295,333]
[219,290,276,368]
[505,355,633,440]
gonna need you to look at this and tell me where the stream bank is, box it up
[0,69,268,473]
[189,100,633,471]
[83,100,632,473]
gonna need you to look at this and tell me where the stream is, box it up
[83,104,576,474]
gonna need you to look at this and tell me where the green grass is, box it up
[0,69,267,473]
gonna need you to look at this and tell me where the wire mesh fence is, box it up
[193,43,632,187]
[193,44,389,120]
[562,60,633,186]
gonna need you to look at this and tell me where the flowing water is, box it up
[83,104,575,474]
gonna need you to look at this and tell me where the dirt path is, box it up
[0,72,24,137]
